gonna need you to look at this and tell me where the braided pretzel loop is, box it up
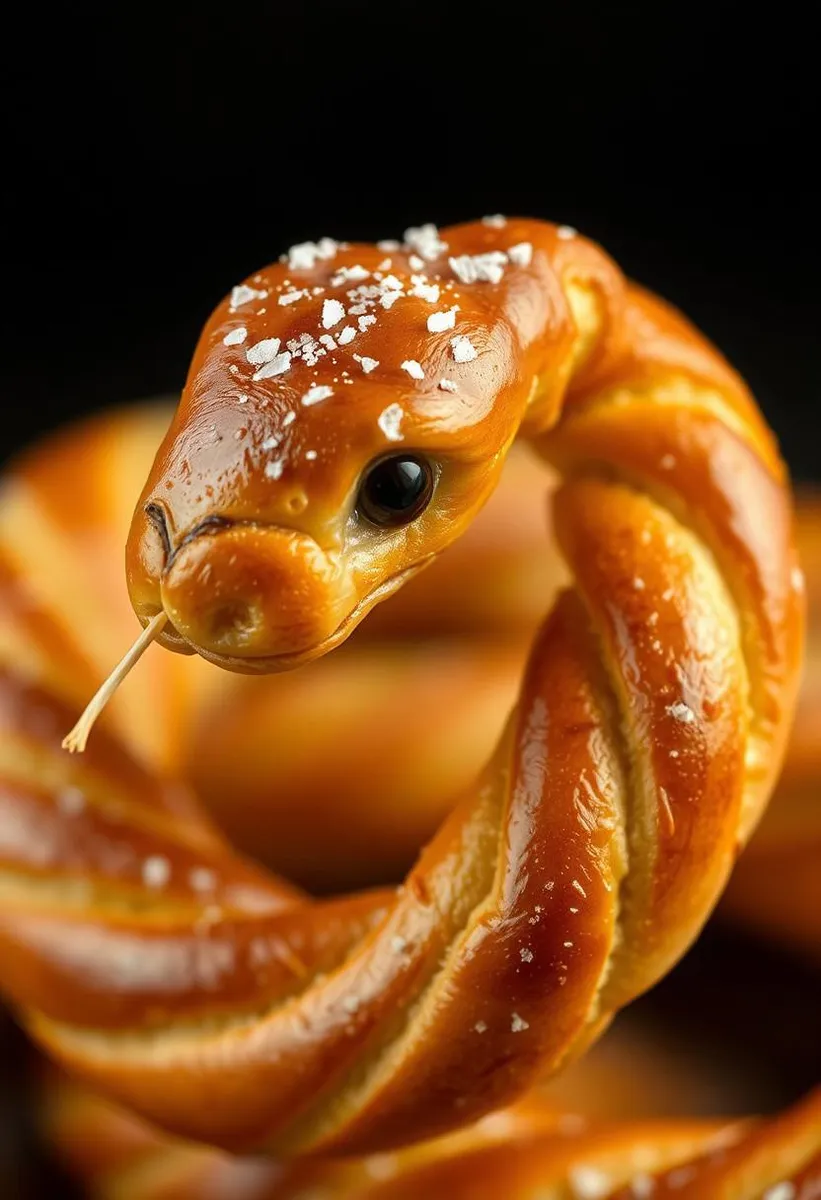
[46,1074,821,1200]
[0,220,803,1154]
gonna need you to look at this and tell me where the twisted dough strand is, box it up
[0,220,803,1154]
[46,1074,821,1200]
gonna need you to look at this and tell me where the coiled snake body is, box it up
[0,220,804,1156]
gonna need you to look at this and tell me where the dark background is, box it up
[1,4,819,479]
[0,3,819,1195]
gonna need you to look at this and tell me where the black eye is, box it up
[358,455,434,527]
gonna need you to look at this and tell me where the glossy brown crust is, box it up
[0,220,804,1153]
[45,1075,821,1200]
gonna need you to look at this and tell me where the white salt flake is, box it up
[142,855,171,889]
[557,225,577,240]
[261,436,280,451]
[633,577,645,590]
[449,251,508,284]
[667,701,696,724]
[569,1165,612,1198]
[246,337,281,365]
[572,879,587,897]
[57,786,85,815]
[237,393,249,403]
[408,254,424,270]
[401,359,425,380]
[378,403,404,441]
[519,947,534,963]
[230,284,268,310]
[427,307,457,333]
[377,239,401,252]
[438,378,458,393]
[482,213,507,227]
[285,238,338,270]
[474,1020,488,1033]
[189,867,216,893]
[318,333,337,350]
[277,289,307,306]
[305,450,318,461]
[390,935,408,954]
[403,223,448,261]
[381,274,403,291]
[450,334,478,362]
[507,241,533,266]
[380,290,404,310]
[322,298,345,329]
[510,1012,529,1032]
[264,459,285,480]
[358,314,376,331]
[338,325,356,345]
[302,385,334,406]
[331,264,369,285]
[253,352,292,381]
[282,411,296,426]
[223,326,248,346]
[376,257,392,271]
[359,356,379,374]
[409,278,440,303]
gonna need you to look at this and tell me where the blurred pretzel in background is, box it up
[0,219,810,1178]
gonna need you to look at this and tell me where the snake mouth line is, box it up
[149,553,439,674]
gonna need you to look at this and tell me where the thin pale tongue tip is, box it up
[61,611,169,754]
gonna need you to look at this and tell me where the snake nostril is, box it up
[144,502,172,559]
[208,601,262,645]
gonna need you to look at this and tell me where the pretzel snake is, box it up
[0,219,804,1155]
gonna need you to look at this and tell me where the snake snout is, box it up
[154,522,348,667]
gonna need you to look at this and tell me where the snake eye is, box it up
[357,455,434,527]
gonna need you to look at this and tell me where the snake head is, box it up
[126,223,570,672]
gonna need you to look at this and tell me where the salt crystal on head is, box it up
[403,223,448,261]
[401,360,425,380]
[507,241,533,266]
[322,298,345,329]
[482,214,507,227]
[253,352,292,381]
[378,403,404,441]
[246,337,281,365]
[223,326,248,346]
[427,307,457,333]
[450,334,478,363]
[510,1012,529,1032]
[302,385,334,406]
[230,284,268,310]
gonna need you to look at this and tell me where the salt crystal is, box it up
[322,298,345,329]
[391,935,408,953]
[331,264,369,285]
[408,254,424,270]
[264,459,285,480]
[438,378,458,393]
[223,326,248,346]
[507,241,533,266]
[427,307,457,333]
[409,278,440,303]
[377,239,401,252]
[285,238,338,270]
[230,284,268,310]
[519,947,533,963]
[557,225,577,240]
[450,334,478,363]
[302,385,334,406]
[667,701,696,724]
[403,223,448,261]
[358,314,376,331]
[449,251,507,284]
[253,352,292,381]
[401,359,425,380]
[278,289,307,306]
[510,1012,529,1032]
[261,436,280,451]
[474,1020,488,1033]
[142,855,171,889]
[378,403,404,441]
[572,879,586,897]
[282,411,296,426]
[246,337,281,365]
[482,214,507,227]
[338,325,356,345]
[359,356,379,374]
[305,450,318,461]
